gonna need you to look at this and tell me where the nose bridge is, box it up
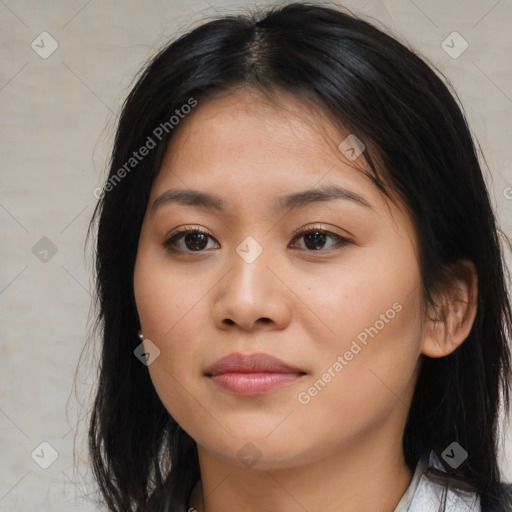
[229,234,275,302]
[212,233,290,329]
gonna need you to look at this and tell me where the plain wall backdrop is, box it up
[1,0,511,510]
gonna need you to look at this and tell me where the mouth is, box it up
[204,352,307,396]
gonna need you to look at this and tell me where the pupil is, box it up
[185,232,208,250]
[305,231,326,250]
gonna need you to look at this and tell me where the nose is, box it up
[211,244,292,332]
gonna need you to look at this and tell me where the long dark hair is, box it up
[85,2,512,511]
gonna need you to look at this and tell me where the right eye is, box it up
[162,226,220,253]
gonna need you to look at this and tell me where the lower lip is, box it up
[208,372,304,396]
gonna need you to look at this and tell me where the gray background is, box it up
[1,0,511,510]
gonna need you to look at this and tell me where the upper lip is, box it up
[204,352,306,377]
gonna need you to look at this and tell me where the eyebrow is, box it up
[151,184,372,213]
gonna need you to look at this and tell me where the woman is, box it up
[86,3,512,511]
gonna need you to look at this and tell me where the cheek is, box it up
[300,252,422,358]
[133,251,214,425]
[295,284,424,442]
[294,257,424,426]
[134,248,202,342]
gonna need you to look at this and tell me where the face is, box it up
[133,87,426,470]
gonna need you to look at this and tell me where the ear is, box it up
[421,260,478,358]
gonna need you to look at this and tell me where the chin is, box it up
[197,432,326,471]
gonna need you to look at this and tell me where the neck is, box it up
[187,420,414,512]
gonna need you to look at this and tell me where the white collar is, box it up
[393,451,481,512]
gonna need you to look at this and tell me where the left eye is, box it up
[289,228,349,251]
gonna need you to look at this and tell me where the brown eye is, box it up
[183,232,209,251]
[290,227,349,251]
[303,231,329,250]
[163,227,219,253]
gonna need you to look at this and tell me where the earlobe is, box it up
[421,260,478,358]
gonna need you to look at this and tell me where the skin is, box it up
[133,87,478,512]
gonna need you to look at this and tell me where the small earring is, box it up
[138,331,144,340]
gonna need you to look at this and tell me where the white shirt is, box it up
[393,451,481,511]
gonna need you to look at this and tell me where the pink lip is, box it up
[204,352,307,396]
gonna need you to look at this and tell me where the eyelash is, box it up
[162,224,350,254]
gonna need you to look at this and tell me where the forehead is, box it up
[153,87,371,195]
[169,87,337,148]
